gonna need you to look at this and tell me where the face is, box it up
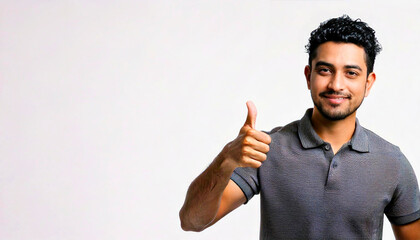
[304,42,376,121]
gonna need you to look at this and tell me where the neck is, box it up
[311,107,356,154]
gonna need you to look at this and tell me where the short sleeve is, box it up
[230,167,260,204]
[385,152,420,225]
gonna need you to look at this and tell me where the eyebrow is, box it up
[314,61,363,71]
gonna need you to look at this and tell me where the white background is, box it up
[1,1,419,239]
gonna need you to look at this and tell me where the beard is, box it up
[312,91,365,121]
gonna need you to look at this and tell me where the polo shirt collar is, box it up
[349,118,369,152]
[298,108,369,153]
[298,109,324,149]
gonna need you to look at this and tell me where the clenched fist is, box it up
[221,101,272,170]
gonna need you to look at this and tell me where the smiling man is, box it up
[180,16,420,239]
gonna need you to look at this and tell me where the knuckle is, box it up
[241,146,249,155]
[240,156,251,167]
[246,128,256,136]
[243,136,253,145]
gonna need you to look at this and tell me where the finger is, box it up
[242,146,267,161]
[242,156,262,168]
[253,141,270,153]
[246,129,272,145]
[242,136,270,153]
[244,101,257,129]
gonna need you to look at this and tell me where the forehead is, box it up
[313,42,367,70]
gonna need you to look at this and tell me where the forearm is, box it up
[179,152,235,232]
[180,101,271,231]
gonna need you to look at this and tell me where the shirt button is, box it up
[324,145,330,151]
[332,162,338,168]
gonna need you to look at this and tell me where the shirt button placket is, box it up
[323,143,339,190]
[328,156,339,186]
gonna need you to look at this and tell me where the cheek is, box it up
[310,84,321,99]
[310,78,326,92]
[348,82,367,97]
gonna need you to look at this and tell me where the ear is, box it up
[304,65,311,90]
[364,72,376,97]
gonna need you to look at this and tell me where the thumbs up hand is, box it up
[244,101,257,129]
[221,101,272,170]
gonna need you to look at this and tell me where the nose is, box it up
[327,73,345,91]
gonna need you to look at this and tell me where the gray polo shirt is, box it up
[231,109,420,239]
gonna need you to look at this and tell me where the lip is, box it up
[322,95,350,105]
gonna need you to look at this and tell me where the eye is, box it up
[317,68,331,75]
[347,71,359,77]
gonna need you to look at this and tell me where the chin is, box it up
[321,106,359,121]
[322,112,350,121]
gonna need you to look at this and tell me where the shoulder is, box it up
[265,120,300,136]
[362,127,403,157]
[263,120,302,150]
[362,127,414,175]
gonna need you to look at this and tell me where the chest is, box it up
[260,145,396,218]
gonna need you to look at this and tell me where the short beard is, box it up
[314,101,361,121]
[312,90,365,121]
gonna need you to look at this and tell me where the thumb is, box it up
[244,101,257,129]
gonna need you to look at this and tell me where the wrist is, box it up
[214,144,237,175]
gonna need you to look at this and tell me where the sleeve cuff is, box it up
[387,209,420,225]
[230,172,255,204]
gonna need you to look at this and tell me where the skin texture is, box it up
[179,101,271,231]
[180,42,420,237]
[304,42,376,153]
[306,43,374,121]
[392,220,420,240]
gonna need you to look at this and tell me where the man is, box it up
[179,16,420,239]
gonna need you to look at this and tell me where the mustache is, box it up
[319,91,351,98]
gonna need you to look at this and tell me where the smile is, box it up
[320,92,351,101]
[324,96,349,105]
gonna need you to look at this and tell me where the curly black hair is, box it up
[305,15,382,74]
